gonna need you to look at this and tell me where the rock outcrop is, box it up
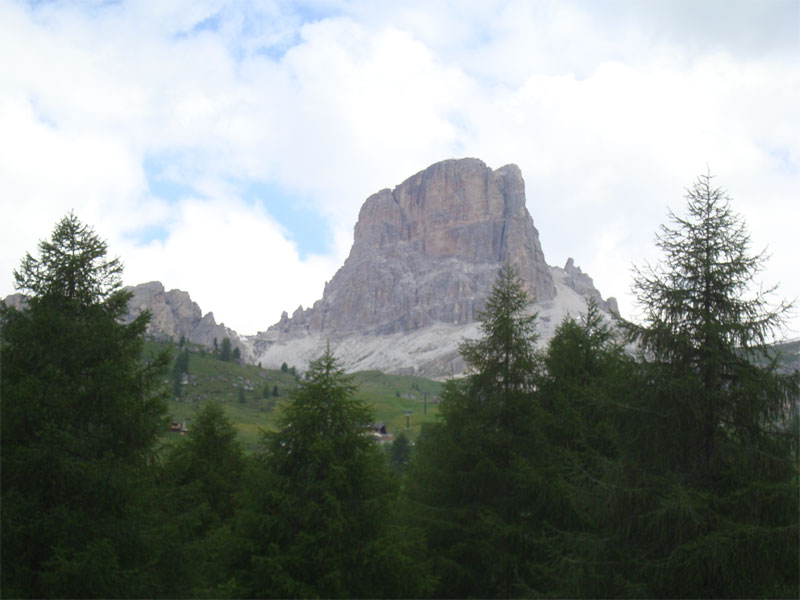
[555,258,619,316]
[268,158,555,339]
[2,282,250,361]
[122,281,250,360]
[1,293,28,311]
[253,158,617,377]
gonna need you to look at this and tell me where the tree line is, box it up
[1,173,797,598]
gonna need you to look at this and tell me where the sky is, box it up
[1,0,798,337]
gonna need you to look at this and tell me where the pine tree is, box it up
[0,213,170,598]
[624,173,799,597]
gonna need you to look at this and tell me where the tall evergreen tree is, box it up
[536,300,641,597]
[230,347,431,598]
[408,264,546,598]
[623,173,799,597]
[0,213,170,598]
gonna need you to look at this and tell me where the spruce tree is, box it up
[0,213,170,598]
[624,173,799,597]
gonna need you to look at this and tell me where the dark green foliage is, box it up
[237,387,246,403]
[175,346,190,374]
[280,361,288,373]
[623,173,799,597]
[229,348,433,598]
[232,346,241,362]
[172,347,190,399]
[262,384,271,399]
[536,300,641,597]
[408,264,546,598]
[166,401,244,523]
[272,383,279,397]
[220,337,232,362]
[388,432,412,473]
[0,213,170,598]
[160,401,245,595]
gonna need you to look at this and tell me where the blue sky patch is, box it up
[144,156,197,204]
[242,181,331,258]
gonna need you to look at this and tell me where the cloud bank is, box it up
[1,0,798,335]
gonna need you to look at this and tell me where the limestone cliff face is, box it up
[122,281,250,360]
[270,158,555,338]
[556,258,619,316]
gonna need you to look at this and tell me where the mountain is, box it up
[251,158,619,377]
[121,281,252,361]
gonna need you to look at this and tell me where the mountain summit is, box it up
[253,158,617,377]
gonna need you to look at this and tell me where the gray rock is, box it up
[122,282,251,361]
[557,258,619,316]
[252,158,618,377]
[260,158,555,341]
[1,293,28,311]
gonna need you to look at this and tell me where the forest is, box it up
[1,173,798,599]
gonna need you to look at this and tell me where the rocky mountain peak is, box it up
[270,158,555,339]
[557,258,619,316]
[252,158,618,377]
[122,281,250,360]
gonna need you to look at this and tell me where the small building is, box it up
[368,422,395,445]
[169,422,188,435]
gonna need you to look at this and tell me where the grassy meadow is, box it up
[145,340,443,451]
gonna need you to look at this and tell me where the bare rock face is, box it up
[556,258,619,316]
[268,158,555,339]
[248,158,621,377]
[122,281,250,360]
[1,293,28,311]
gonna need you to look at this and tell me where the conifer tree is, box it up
[230,348,431,598]
[0,213,170,598]
[536,300,640,597]
[624,173,799,597]
[409,264,546,598]
[220,336,232,362]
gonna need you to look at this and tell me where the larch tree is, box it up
[623,173,799,597]
[532,300,638,597]
[229,347,431,598]
[0,213,170,598]
[408,264,548,598]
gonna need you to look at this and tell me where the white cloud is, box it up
[1,0,798,337]
[116,196,338,333]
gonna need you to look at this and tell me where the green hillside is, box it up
[145,340,443,451]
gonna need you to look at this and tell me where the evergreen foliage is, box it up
[220,337,232,362]
[536,300,641,597]
[409,264,546,598]
[388,432,412,474]
[623,173,799,597]
[229,347,432,598]
[166,401,244,524]
[0,213,170,598]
